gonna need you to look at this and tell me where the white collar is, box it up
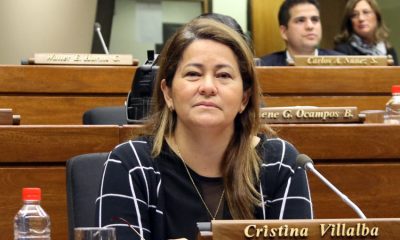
[286,49,319,63]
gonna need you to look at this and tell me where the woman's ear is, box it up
[239,89,251,113]
[161,79,174,111]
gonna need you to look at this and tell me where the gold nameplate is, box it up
[260,107,359,123]
[290,55,393,66]
[31,53,137,66]
[197,218,400,239]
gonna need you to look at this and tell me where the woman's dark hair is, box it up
[196,13,253,50]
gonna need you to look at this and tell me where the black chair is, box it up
[82,106,127,125]
[66,152,108,240]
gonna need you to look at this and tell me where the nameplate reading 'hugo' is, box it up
[33,53,136,65]
[291,55,393,66]
[260,107,359,123]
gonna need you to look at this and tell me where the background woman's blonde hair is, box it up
[146,18,266,219]
[335,0,391,46]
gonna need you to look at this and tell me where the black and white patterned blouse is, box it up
[96,135,313,240]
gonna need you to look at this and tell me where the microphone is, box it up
[94,22,109,54]
[296,154,367,219]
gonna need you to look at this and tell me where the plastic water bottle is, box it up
[14,188,51,240]
[385,85,400,124]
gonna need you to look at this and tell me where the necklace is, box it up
[174,138,225,220]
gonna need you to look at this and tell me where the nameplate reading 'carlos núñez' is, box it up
[260,107,359,123]
[290,55,392,66]
[32,53,136,66]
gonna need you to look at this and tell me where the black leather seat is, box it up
[66,152,108,240]
[82,106,127,125]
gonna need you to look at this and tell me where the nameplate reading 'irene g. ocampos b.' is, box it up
[290,55,393,66]
[198,219,400,239]
[32,53,136,65]
[260,107,359,124]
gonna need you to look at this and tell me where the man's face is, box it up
[280,3,322,55]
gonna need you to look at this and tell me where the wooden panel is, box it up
[251,0,284,57]
[319,0,347,49]
[264,96,388,111]
[0,126,119,163]
[0,96,126,124]
[311,164,400,218]
[0,65,135,94]
[0,167,66,240]
[1,124,399,162]
[258,67,400,94]
[119,125,150,142]
[272,124,400,160]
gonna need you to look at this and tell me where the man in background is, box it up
[260,0,340,66]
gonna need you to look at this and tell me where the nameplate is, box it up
[197,218,400,239]
[290,55,392,66]
[32,53,138,66]
[260,107,359,123]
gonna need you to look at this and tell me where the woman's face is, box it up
[351,0,378,42]
[161,39,249,131]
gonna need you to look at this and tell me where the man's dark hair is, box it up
[278,0,320,27]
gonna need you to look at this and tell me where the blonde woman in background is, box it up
[334,0,398,65]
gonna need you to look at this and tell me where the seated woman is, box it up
[95,18,312,240]
[334,0,398,65]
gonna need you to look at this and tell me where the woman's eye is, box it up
[185,71,201,79]
[186,71,200,77]
[217,72,232,79]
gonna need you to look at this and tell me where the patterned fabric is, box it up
[350,34,387,56]
[96,135,313,240]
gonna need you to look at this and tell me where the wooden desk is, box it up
[0,65,136,124]
[0,126,399,238]
[259,66,399,111]
[1,65,400,124]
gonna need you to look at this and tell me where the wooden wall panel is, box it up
[0,96,126,124]
[0,126,119,163]
[257,67,399,94]
[273,124,400,160]
[0,65,135,94]
[0,168,66,240]
[251,0,284,57]
[310,164,400,218]
[319,0,347,49]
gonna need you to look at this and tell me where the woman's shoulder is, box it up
[109,135,154,168]
[257,134,299,166]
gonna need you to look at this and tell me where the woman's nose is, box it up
[199,75,217,96]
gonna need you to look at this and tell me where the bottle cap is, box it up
[22,188,41,201]
[392,85,400,93]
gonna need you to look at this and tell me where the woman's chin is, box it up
[188,116,230,129]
